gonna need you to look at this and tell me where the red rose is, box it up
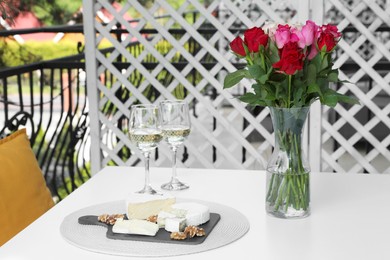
[244,27,269,53]
[230,36,246,56]
[272,42,304,75]
[317,24,341,52]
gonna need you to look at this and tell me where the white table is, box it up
[1,166,390,260]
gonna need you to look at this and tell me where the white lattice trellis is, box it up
[321,0,390,173]
[83,0,390,174]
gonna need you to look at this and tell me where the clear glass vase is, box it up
[266,106,310,219]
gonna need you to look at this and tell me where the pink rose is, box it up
[293,20,319,49]
[274,24,299,49]
[307,41,319,60]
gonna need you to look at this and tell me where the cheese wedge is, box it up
[112,219,159,236]
[164,217,186,232]
[157,211,176,228]
[126,193,175,220]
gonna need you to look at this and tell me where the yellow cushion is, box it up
[0,129,54,246]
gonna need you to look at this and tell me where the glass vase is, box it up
[266,106,310,219]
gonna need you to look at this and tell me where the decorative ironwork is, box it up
[0,111,35,138]
[0,56,91,200]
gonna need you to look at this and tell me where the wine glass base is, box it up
[136,186,162,195]
[161,181,189,191]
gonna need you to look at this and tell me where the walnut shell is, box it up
[196,227,206,237]
[184,226,198,238]
[184,226,206,238]
[170,232,187,240]
[98,213,124,225]
[147,215,158,223]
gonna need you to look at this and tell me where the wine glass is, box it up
[159,100,191,191]
[129,104,163,195]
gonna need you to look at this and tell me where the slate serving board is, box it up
[78,213,221,245]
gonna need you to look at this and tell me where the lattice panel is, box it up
[84,0,390,174]
[83,0,303,173]
[321,0,390,173]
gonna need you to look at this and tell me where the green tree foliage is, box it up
[0,39,41,67]
[0,39,82,68]
[18,0,83,25]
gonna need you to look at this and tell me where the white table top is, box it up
[1,166,390,260]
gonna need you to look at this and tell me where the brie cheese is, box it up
[172,202,210,226]
[126,193,175,220]
[157,211,176,228]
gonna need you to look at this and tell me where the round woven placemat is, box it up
[60,199,250,257]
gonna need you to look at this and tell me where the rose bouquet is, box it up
[224,20,358,107]
[224,21,358,218]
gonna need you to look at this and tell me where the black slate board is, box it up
[78,213,221,245]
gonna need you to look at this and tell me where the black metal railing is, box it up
[0,56,89,200]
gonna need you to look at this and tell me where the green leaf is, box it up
[268,42,280,64]
[327,69,339,82]
[321,54,329,70]
[320,88,360,107]
[328,72,339,82]
[248,64,266,79]
[310,54,322,71]
[336,93,360,105]
[317,78,329,93]
[293,87,303,107]
[322,89,338,107]
[258,44,265,54]
[293,78,303,87]
[269,73,286,82]
[239,92,256,103]
[259,74,269,84]
[307,64,317,85]
[253,54,262,66]
[323,94,338,107]
[243,44,250,56]
[265,91,276,101]
[252,83,261,93]
[239,92,266,106]
[260,86,268,99]
[223,69,249,89]
[308,83,321,96]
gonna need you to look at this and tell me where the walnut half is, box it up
[170,232,187,240]
[98,213,124,225]
[184,226,206,238]
[196,227,205,237]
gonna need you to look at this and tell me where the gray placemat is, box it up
[60,199,250,257]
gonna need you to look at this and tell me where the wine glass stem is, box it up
[143,151,152,189]
[171,146,178,182]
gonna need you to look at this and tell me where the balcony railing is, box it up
[0,54,89,200]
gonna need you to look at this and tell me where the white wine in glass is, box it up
[160,100,191,191]
[129,104,162,195]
